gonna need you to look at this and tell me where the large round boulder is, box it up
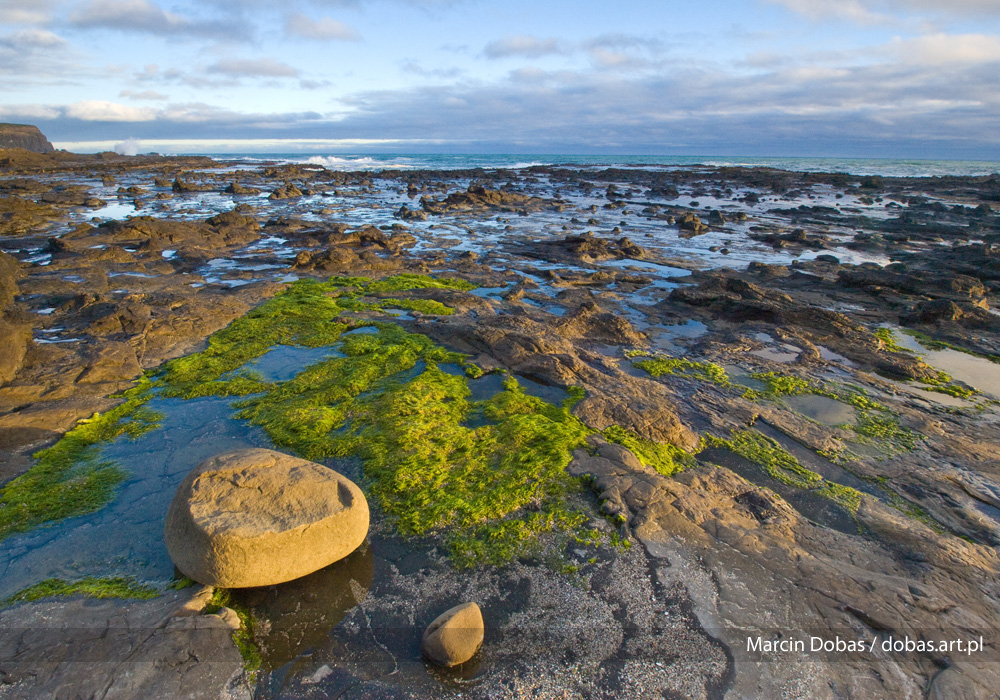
[421,602,484,667]
[164,448,368,588]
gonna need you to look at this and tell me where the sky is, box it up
[1,0,999,157]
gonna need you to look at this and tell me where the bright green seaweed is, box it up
[706,429,862,514]
[5,576,159,605]
[0,379,162,541]
[602,425,695,476]
[0,275,471,542]
[162,275,595,566]
[2,274,634,563]
[628,352,731,386]
[230,326,592,566]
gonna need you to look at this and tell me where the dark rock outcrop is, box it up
[421,184,565,214]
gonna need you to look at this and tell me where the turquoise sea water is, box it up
[197,153,1000,178]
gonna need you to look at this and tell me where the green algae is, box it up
[874,327,908,353]
[629,345,919,458]
[875,329,981,398]
[233,332,592,566]
[167,576,196,590]
[0,378,161,542]
[852,411,918,451]
[203,588,262,677]
[743,371,811,400]
[601,425,695,476]
[730,368,919,456]
[156,274,471,399]
[0,274,477,542]
[902,328,1000,364]
[706,430,862,514]
[5,576,159,605]
[630,354,730,385]
[365,273,476,294]
[143,275,594,567]
[379,298,455,315]
[917,370,978,399]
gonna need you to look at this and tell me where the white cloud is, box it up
[68,0,248,39]
[484,32,665,72]
[767,0,890,24]
[65,100,157,121]
[0,103,62,120]
[484,35,566,59]
[205,58,300,78]
[0,0,55,24]
[0,28,82,79]
[70,0,190,31]
[589,48,643,69]
[284,12,361,41]
[890,33,1000,64]
[0,29,66,49]
[119,89,169,100]
[767,0,1000,22]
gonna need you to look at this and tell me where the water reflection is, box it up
[232,540,374,671]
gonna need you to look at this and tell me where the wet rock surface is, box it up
[2,149,1000,699]
[0,585,250,700]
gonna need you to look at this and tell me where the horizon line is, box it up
[48,139,1000,164]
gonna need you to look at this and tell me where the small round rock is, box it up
[164,448,368,588]
[421,602,484,667]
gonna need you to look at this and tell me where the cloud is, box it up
[68,0,248,39]
[588,48,644,69]
[0,29,66,49]
[70,0,191,31]
[119,89,169,100]
[890,33,1000,64]
[767,0,1000,23]
[8,20,999,159]
[299,78,334,90]
[400,60,463,78]
[767,0,890,24]
[0,103,62,120]
[284,12,361,41]
[584,33,663,52]
[484,35,566,59]
[0,0,55,24]
[483,32,666,71]
[65,100,157,121]
[0,29,81,79]
[205,58,300,78]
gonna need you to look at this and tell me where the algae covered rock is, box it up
[164,448,369,587]
[421,602,484,667]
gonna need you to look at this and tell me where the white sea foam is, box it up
[301,155,415,170]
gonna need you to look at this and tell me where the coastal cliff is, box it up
[0,124,54,153]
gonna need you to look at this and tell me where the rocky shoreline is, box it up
[1,145,999,698]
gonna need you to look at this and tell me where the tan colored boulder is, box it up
[164,448,368,588]
[421,602,484,667]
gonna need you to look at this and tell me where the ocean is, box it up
[191,153,1000,178]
